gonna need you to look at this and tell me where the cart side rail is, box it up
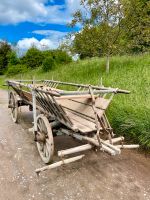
[43,80,130,94]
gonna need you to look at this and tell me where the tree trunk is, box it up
[106,55,110,73]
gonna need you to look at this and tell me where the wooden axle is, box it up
[35,155,85,174]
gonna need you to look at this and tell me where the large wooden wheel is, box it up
[8,92,18,123]
[36,114,54,164]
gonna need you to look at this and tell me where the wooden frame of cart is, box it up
[7,80,139,173]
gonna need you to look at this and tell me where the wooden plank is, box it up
[57,98,104,119]
[65,97,111,110]
[95,98,111,110]
[65,110,96,133]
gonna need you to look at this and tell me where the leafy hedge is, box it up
[6,64,28,76]
[42,56,56,72]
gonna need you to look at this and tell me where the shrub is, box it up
[42,56,56,72]
[0,41,12,74]
[21,47,44,69]
[53,50,72,64]
[7,51,20,66]
[6,64,28,76]
[42,50,53,59]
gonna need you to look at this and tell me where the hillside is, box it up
[0,54,150,148]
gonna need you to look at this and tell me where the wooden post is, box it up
[35,155,85,174]
[105,136,124,144]
[116,144,139,149]
[58,144,92,157]
[32,78,37,137]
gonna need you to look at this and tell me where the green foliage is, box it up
[21,47,44,69]
[42,49,72,65]
[67,0,150,64]
[73,26,104,58]
[42,56,56,72]
[42,50,53,59]
[70,0,124,57]
[6,64,28,76]
[53,50,72,64]
[7,51,19,65]
[0,41,12,74]
[121,0,150,53]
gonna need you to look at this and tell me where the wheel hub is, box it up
[36,132,46,142]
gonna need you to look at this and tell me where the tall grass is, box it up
[0,54,150,148]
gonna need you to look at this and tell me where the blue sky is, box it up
[0,0,80,50]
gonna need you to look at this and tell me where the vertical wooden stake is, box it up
[32,78,37,137]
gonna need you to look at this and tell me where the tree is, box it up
[72,26,103,58]
[42,56,56,72]
[7,51,19,66]
[71,0,124,73]
[21,47,44,69]
[121,0,150,53]
[0,41,12,74]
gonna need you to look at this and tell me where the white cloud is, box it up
[0,0,81,25]
[17,37,58,51]
[16,29,68,52]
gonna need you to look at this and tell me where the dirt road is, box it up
[0,89,150,200]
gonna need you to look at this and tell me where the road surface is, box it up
[0,89,150,200]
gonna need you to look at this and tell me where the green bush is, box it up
[42,50,53,59]
[7,51,20,65]
[21,47,44,69]
[53,50,72,64]
[42,56,56,72]
[6,64,28,76]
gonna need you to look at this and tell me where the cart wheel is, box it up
[9,92,18,123]
[36,114,54,164]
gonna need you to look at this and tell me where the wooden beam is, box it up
[35,155,85,174]
[105,136,124,144]
[58,144,92,157]
[116,144,139,149]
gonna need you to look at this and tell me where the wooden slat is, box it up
[55,94,96,100]
[65,110,96,133]
[95,98,111,110]
[66,97,111,110]
[57,98,104,119]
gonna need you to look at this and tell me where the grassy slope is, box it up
[0,54,150,147]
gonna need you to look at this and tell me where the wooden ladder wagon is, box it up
[7,80,139,173]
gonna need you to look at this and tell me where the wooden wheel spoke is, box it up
[45,141,50,156]
[41,119,46,133]
[38,118,43,130]
[36,114,54,164]
[37,121,43,132]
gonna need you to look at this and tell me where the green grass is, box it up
[0,53,150,148]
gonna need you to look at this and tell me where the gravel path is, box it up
[0,89,150,200]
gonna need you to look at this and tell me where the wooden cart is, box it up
[7,80,139,173]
